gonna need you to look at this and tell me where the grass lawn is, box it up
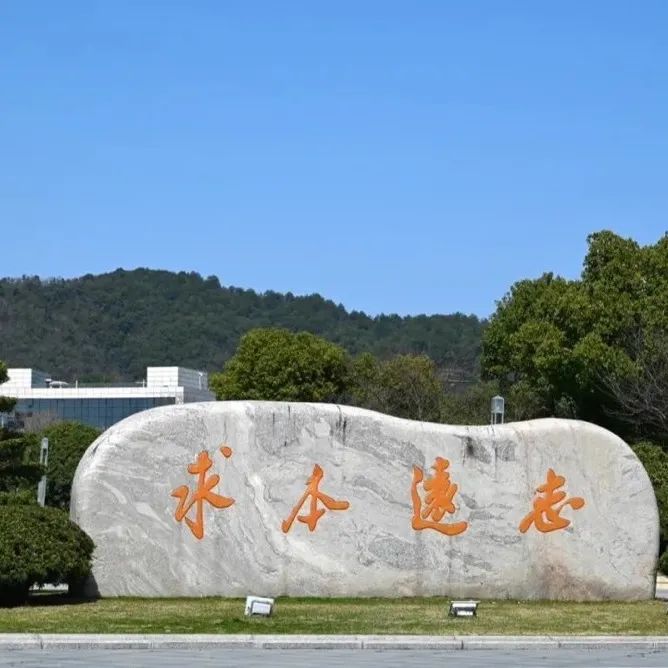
[0,595,667,635]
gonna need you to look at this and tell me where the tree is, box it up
[0,361,15,414]
[349,353,444,422]
[441,380,501,425]
[0,357,41,505]
[0,430,42,506]
[439,379,552,425]
[601,329,668,443]
[210,328,350,403]
[481,231,668,436]
[41,422,101,510]
[0,269,484,383]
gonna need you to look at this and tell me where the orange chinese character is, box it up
[411,457,468,536]
[171,446,235,540]
[282,464,350,533]
[519,468,585,534]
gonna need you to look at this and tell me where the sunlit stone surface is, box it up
[70,402,659,600]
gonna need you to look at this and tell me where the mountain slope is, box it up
[0,269,484,382]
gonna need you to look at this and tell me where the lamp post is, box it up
[491,395,505,425]
[37,437,49,506]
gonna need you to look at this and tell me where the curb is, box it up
[2,634,668,650]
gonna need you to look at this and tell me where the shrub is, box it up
[0,505,94,606]
[41,422,101,510]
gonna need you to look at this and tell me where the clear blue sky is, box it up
[2,2,666,317]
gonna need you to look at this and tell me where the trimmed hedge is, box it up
[0,505,94,605]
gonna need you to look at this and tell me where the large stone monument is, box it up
[70,401,659,600]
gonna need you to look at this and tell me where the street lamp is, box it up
[491,395,505,425]
[37,437,49,506]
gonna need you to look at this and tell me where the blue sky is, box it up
[2,2,666,317]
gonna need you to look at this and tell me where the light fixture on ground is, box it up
[449,600,479,617]
[244,595,275,617]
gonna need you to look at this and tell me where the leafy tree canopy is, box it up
[0,269,483,382]
[349,353,443,422]
[0,429,41,506]
[0,361,15,414]
[440,380,502,425]
[481,231,668,439]
[211,328,350,403]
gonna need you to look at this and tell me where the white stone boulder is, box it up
[70,401,659,600]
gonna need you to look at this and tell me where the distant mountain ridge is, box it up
[0,269,484,383]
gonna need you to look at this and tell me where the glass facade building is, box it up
[0,367,214,431]
[12,397,176,430]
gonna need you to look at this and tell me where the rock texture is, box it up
[70,402,659,600]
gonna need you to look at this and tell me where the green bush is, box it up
[41,422,101,510]
[0,505,94,606]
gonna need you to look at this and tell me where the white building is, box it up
[0,366,215,430]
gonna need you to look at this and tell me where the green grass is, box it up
[0,595,667,635]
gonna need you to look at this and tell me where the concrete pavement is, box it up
[3,648,668,668]
[2,634,668,651]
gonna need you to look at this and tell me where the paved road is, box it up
[2,649,668,667]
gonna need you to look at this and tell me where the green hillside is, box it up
[0,269,484,382]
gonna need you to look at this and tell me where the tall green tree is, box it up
[0,361,15,414]
[601,329,668,442]
[349,353,444,422]
[211,328,350,402]
[0,430,42,506]
[481,231,668,439]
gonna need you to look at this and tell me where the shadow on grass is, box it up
[24,591,96,607]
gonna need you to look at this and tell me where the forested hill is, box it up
[0,269,484,382]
